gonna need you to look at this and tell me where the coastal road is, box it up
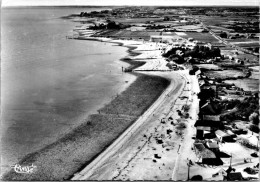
[72,71,188,180]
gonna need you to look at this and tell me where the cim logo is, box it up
[11,164,37,174]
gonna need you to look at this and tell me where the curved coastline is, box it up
[2,38,171,180]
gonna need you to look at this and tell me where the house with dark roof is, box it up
[194,120,223,139]
[193,143,223,165]
[200,101,220,115]
[226,172,243,181]
[194,143,216,158]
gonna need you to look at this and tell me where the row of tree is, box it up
[185,45,221,58]
[89,21,130,30]
[80,10,110,17]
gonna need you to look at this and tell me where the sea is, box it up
[1,7,136,174]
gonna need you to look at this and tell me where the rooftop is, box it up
[215,130,229,137]
[207,141,219,148]
[194,120,222,128]
[227,172,243,181]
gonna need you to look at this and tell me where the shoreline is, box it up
[70,36,200,180]
[2,37,171,181]
[72,71,199,180]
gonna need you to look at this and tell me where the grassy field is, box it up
[200,16,244,26]
[235,54,259,63]
[226,38,259,43]
[174,24,203,31]
[176,32,219,43]
[94,30,220,43]
[194,64,222,70]
[224,78,259,92]
[204,70,246,79]
[116,17,164,24]
[232,42,259,47]
[94,30,161,40]
[208,25,233,32]
[2,74,169,181]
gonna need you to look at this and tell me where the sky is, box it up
[2,0,259,7]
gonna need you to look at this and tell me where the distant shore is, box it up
[2,38,170,181]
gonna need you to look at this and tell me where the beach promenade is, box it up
[72,39,200,180]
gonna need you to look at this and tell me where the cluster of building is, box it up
[188,64,259,180]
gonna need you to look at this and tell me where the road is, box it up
[199,20,259,56]
[71,71,194,180]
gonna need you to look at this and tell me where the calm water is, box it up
[1,7,135,172]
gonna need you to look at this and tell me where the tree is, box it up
[198,88,215,102]
[183,104,191,112]
[249,112,259,125]
[106,21,130,29]
[189,70,195,75]
[80,12,85,17]
[90,11,99,14]
[107,21,118,29]
[164,16,170,21]
[220,32,228,38]
[191,175,203,181]
[207,47,221,58]
[249,124,259,133]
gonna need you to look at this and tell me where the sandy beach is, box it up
[72,38,201,180]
